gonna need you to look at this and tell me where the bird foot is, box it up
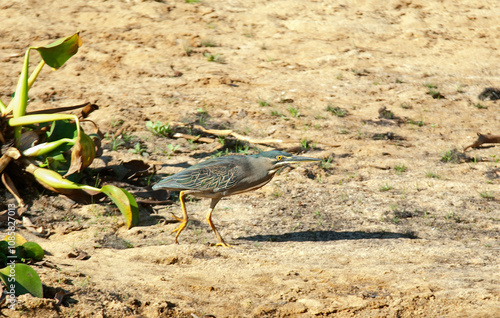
[214,241,231,248]
[170,221,188,245]
[169,211,184,222]
[170,224,185,235]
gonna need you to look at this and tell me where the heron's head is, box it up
[254,150,322,174]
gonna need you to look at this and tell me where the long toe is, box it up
[170,221,188,244]
[171,225,182,234]
[215,241,231,248]
[169,212,184,222]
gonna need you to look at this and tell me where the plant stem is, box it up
[28,60,46,90]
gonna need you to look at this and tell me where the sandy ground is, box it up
[1,0,499,317]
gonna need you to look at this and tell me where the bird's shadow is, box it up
[238,230,418,242]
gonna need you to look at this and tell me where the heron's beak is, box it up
[280,155,322,166]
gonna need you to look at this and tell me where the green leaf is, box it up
[43,120,79,174]
[22,242,44,261]
[101,185,139,229]
[0,97,6,115]
[0,241,9,255]
[26,164,100,194]
[0,263,43,298]
[0,253,6,268]
[9,114,79,127]
[40,153,67,172]
[22,138,75,157]
[33,33,82,69]
[46,119,79,142]
[9,49,31,145]
[11,50,30,119]
[15,246,27,260]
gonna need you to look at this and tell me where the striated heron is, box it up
[152,150,321,246]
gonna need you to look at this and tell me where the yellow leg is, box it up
[206,198,230,247]
[171,191,189,244]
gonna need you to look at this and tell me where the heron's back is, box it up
[152,155,249,193]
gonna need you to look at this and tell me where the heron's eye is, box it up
[276,155,283,161]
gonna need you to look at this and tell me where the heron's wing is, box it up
[152,157,244,192]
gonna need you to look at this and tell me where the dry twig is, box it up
[171,122,340,148]
[173,133,215,143]
[172,122,283,145]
